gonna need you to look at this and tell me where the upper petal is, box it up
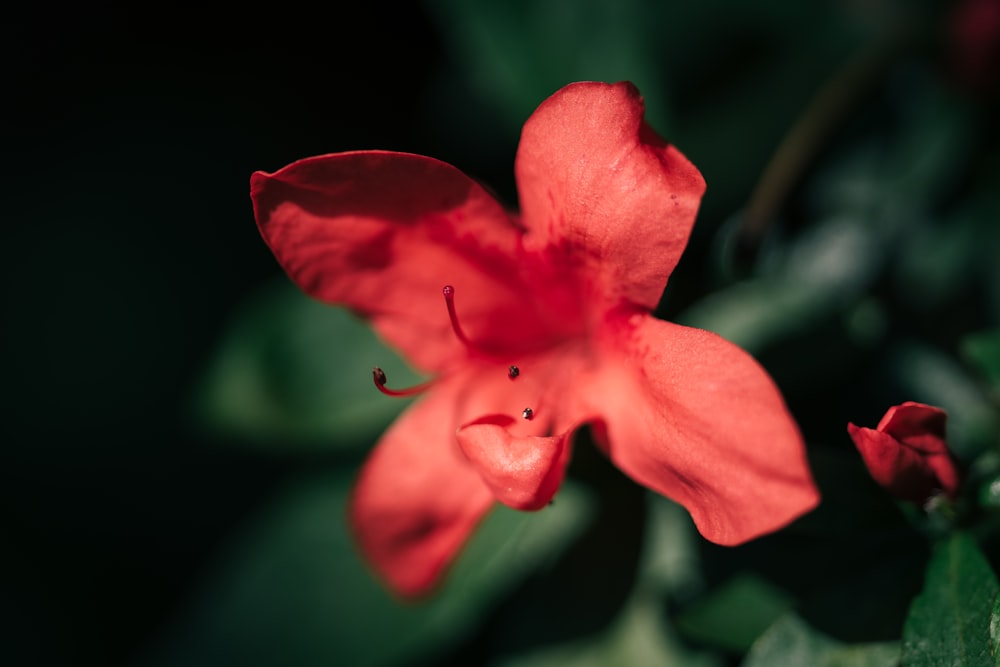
[348,374,495,598]
[579,315,819,544]
[252,151,560,372]
[515,82,706,314]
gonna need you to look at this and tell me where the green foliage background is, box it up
[4,1,1000,665]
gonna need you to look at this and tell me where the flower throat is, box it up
[372,285,534,420]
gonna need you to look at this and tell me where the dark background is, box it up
[4,5,449,663]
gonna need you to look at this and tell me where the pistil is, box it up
[442,285,473,348]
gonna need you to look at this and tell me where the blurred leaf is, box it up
[894,211,981,313]
[676,279,818,353]
[888,342,999,461]
[426,0,674,132]
[808,76,972,229]
[193,279,422,450]
[675,574,794,653]
[141,471,595,667]
[680,215,881,353]
[901,533,999,667]
[962,328,1000,394]
[976,474,1000,510]
[991,594,1000,663]
[497,593,722,667]
[673,3,860,222]
[773,216,883,293]
[638,494,704,599]
[982,199,1000,324]
[743,614,899,667]
[884,83,973,208]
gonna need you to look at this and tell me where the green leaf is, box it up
[882,85,973,209]
[743,614,899,667]
[893,212,981,313]
[496,593,723,667]
[140,471,595,667]
[675,574,794,652]
[638,493,704,598]
[991,594,1000,662]
[676,279,820,354]
[193,279,422,450]
[979,475,1000,509]
[901,533,1000,667]
[678,215,882,353]
[426,0,675,133]
[962,328,1000,394]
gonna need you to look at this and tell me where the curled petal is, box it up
[348,378,494,598]
[457,415,571,510]
[582,315,819,544]
[516,81,706,313]
[877,402,949,454]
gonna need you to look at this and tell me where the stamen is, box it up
[372,367,433,397]
[508,365,520,380]
[442,285,473,348]
[522,407,534,420]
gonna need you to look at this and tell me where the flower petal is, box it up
[348,378,495,598]
[876,402,950,455]
[456,415,571,511]
[582,315,819,545]
[252,151,558,371]
[515,81,706,313]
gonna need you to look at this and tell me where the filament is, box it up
[372,367,434,397]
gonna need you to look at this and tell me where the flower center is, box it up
[371,285,538,422]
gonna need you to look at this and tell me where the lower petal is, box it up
[587,316,819,545]
[348,379,494,598]
[456,415,571,511]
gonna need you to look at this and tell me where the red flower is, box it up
[847,402,960,504]
[251,82,820,597]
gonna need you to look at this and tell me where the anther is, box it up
[442,284,473,348]
[372,366,433,397]
[508,365,520,380]
[522,407,534,420]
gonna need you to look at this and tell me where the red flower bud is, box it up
[848,402,960,504]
